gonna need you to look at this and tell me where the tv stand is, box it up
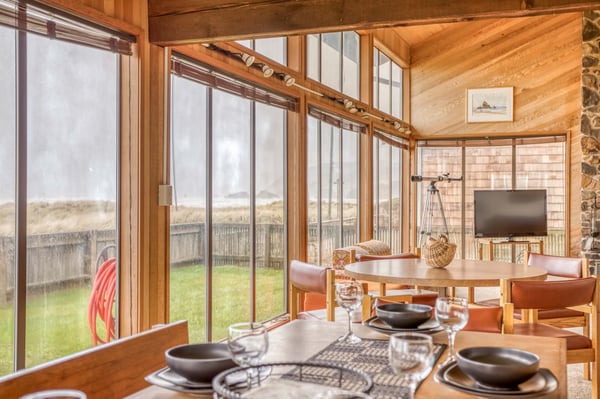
[477,239,544,262]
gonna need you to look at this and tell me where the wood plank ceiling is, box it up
[148,0,600,45]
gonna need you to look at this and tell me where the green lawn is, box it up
[0,264,284,376]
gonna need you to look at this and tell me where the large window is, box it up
[416,136,566,262]
[373,131,407,253]
[236,37,287,66]
[170,56,289,342]
[307,32,360,99]
[0,2,128,375]
[373,48,403,119]
[307,109,362,266]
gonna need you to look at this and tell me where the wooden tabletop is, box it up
[344,257,548,287]
[127,320,566,398]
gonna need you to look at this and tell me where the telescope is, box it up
[411,174,463,183]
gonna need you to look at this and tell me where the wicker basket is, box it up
[422,234,456,268]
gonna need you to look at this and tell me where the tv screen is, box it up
[474,189,548,238]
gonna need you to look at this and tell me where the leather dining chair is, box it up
[463,305,503,333]
[362,294,503,334]
[361,293,414,321]
[289,260,337,321]
[500,277,599,397]
[480,251,592,378]
[478,252,590,327]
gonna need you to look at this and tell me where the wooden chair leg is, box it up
[584,313,591,380]
[378,282,387,296]
[468,287,475,303]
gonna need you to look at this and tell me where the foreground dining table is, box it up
[127,319,567,398]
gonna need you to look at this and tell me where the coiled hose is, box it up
[87,257,116,345]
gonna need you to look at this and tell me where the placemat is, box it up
[299,338,446,399]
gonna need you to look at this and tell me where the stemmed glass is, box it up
[227,322,269,385]
[435,296,469,367]
[335,280,364,344]
[388,332,435,399]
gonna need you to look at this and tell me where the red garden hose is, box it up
[88,257,116,345]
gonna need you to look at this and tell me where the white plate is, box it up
[434,361,558,397]
[364,315,443,335]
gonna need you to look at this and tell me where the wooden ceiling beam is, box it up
[148,0,600,45]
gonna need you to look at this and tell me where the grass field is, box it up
[0,264,285,376]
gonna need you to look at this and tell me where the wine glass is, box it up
[388,332,435,399]
[435,296,469,366]
[335,280,364,344]
[227,322,269,385]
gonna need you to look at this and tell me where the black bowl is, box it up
[165,343,236,383]
[457,347,540,388]
[375,303,432,328]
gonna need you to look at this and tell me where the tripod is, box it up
[417,181,449,247]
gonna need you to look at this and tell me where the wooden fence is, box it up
[0,222,565,303]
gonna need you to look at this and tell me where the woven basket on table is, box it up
[421,234,456,268]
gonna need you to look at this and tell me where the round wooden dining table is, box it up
[344,257,548,291]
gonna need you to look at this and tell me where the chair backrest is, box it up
[355,252,419,262]
[362,293,413,320]
[525,251,588,278]
[463,305,503,333]
[0,320,189,399]
[504,277,597,310]
[289,260,336,321]
[501,277,598,333]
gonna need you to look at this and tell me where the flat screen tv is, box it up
[474,189,548,239]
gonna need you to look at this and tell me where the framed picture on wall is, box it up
[466,87,514,123]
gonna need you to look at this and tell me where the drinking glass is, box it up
[388,332,435,399]
[435,296,469,366]
[335,280,364,344]
[228,322,269,386]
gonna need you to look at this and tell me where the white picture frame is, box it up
[466,87,514,123]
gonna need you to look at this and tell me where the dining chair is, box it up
[463,305,503,333]
[478,251,591,373]
[289,260,337,321]
[500,277,599,397]
[477,252,590,326]
[361,292,414,321]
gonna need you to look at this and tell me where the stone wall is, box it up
[581,11,600,274]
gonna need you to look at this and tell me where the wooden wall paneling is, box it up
[287,36,304,75]
[285,36,306,265]
[144,43,171,328]
[410,14,581,137]
[359,33,373,111]
[41,0,144,36]
[118,46,140,337]
[409,13,582,255]
[147,0,600,45]
[569,128,583,257]
[372,29,410,68]
[286,95,308,264]
[359,120,374,242]
[359,33,374,242]
[407,138,418,253]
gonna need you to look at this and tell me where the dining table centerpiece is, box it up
[421,234,456,268]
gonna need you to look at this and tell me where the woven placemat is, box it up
[302,338,446,399]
